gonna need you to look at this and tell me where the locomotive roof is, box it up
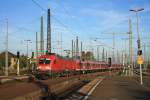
[38,54,80,61]
[39,54,107,64]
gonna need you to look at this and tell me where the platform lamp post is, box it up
[94,38,114,61]
[130,8,144,85]
[17,51,20,76]
[93,39,103,61]
[5,18,8,76]
[24,40,31,71]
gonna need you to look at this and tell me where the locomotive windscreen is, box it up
[39,58,51,64]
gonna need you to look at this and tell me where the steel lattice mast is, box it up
[47,8,51,54]
[40,16,44,55]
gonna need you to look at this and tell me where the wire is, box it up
[56,1,75,19]
[54,1,94,38]
[51,16,76,36]
[7,16,41,39]
[31,0,47,11]
[0,18,6,23]
[31,0,77,37]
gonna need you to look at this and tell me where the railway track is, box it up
[61,77,104,100]
[0,75,82,100]
[56,71,120,100]
[0,71,110,100]
[134,70,150,76]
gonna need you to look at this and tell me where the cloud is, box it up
[80,8,130,32]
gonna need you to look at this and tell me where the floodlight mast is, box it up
[130,8,144,85]
[130,8,144,49]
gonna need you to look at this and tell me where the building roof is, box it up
[0,51,16,58]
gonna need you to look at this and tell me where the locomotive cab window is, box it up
[39,58,50,64]
[45,59,50,64]
[39,58,44,64]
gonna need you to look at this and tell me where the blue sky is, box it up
[0,0,150,58]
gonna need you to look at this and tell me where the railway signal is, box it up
[137,50,143,65]
[137,50,142,55]
[108,57,112,67]
[137,55,143,65]
[17,51,20,58]
[137,40,141,49]
[32,52,34,58]
[16,51,20,76]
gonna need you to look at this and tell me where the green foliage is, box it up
[19,55,27,68]
[0,52,29,70]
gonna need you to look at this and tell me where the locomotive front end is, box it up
[38,57,51,71]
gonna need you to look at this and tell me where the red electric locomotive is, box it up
[38,54,80,72]
[36,54,81,78]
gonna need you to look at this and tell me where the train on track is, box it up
[35,53,123,79]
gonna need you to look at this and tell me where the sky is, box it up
[0,0,150,58]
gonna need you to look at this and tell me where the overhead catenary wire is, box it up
[31,0,97,55]
[31,0,47,11]
[0,16,41,41]
[9,16,41,33]
[31,0,77,36]
[1,16,43,44]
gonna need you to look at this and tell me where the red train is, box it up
[36,54,122,78]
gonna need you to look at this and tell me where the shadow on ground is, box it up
[34,81,60,100]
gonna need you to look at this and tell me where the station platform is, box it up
[88,76,150,100]
[0,75,30,84]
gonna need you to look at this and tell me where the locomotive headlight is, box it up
[45,66,50,69]
[37,66,42,69]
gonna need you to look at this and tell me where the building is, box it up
[0,51,17,73]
